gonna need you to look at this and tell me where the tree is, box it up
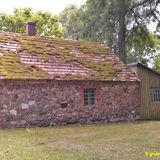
[153,55,160,72]
[60,5,85,39]
[152,35,160,72]
[0,8,64,38]
[117,0,127,62]
[61,0,160,63]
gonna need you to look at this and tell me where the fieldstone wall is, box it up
[0,80,140,128]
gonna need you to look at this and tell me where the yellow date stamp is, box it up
[145,152,160,157]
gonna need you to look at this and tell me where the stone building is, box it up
[0,23,140,128]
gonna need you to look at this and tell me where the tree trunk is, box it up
[118,0,127,63]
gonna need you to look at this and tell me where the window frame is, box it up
[84,88,96,106]
[150,87,160,101]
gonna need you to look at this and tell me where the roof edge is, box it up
[128,62,160,76]
[0,79,139,82]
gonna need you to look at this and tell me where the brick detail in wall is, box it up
[0,80,140,128]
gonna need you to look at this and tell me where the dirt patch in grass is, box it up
[47,138,84,151]
[0,153,5,160]
[71,132,96,138]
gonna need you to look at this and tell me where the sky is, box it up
[0,0,86,14]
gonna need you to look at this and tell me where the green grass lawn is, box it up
[0,121,159,160]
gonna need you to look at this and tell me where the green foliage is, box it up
[60,5,84,39]
[60,0,160,63]
[127,27,156,63]
[151,36,160,72]
[0,8,64,37]
[153,56,160,72]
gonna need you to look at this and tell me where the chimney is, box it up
[26,22,36,36]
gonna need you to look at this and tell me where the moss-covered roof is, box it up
[0,32,138,81]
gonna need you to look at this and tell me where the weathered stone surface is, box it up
[0,80,140,128]
[29,101,36,106]
[10,121,16,126]
[10,109,17,116]
[19,120,27,126]
[2,109,8,113]
[21,103,29,109]
[3,104,8,108]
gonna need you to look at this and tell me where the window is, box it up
[150,88,160,101]
[84,88,96,105]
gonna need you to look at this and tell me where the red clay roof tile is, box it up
[0,32,138,81]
